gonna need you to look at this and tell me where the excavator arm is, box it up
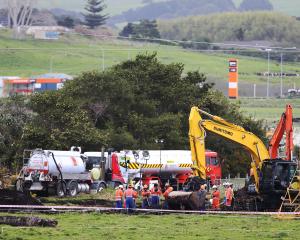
[189,107,270,191]
[269,104,293,160]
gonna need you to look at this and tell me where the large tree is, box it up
[0,54,266,177]
[120,20,161,39]
[84,0,108,29]
[5,0,36,38]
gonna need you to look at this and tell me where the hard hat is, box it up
[165,183,170,186]
[143,184,148,188]
[119,185,124,189]
[212,185,218,189]
[223,182,228,186]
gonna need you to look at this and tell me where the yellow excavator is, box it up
[184,106,298,210]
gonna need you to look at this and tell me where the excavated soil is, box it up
[0,189,42,205]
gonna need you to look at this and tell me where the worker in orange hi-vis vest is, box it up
[225,183,234,210]
[141,184,151,208]
[150,183,162,209]
[211,185,220,210]
[162,183,173,209]
[115,185,124,208]
[124,184,135,209]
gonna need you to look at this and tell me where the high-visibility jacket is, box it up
[141,189,150,199]
[150,187,162,196]
[225,187,233,206]
[212,190,220,209]
[163,187,173,199]
[115,189,123,201]
[124,188,134,198]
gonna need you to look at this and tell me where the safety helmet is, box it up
[119,185,124,189]
[143,184,148,188]
[212,185,218,189]
[165,183,170,187]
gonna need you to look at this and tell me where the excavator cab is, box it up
[260,159,297,194]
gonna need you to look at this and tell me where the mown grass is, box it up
[0,212,298,240]
[0,29,299,86]
[234,98,300,121]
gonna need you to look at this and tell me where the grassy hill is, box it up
[0,29,299,98]
[0,0,298,16]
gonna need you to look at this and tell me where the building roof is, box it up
[31,73,73,80]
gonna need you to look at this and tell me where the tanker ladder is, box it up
[279,166,300,212]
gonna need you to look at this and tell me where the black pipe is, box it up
[50,152,65,195]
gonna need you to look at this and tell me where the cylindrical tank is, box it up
[27,149,86,175]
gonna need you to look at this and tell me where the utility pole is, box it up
[101,49,105,71]
[280,53,283,98]
[266,49,272,98]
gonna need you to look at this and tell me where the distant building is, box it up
[26,26,69,40]
[2,73,73,97]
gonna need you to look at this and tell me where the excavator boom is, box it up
[269,105,293,160]
[189,107,270,191]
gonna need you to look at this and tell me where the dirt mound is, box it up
[0,190,42,205]
[0,216,57,227]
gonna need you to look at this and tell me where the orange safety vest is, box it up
[163,187,173,199]
[124,188,134,198]
[212,190,220,209]
[225,187,233,206]
[115,189,123,201]
[141,189,150,199]
[150,187,162,196]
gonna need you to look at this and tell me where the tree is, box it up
[5,0,36,38]
[0,96,33,170]
[239,0,273,11]
[84,0,108,29]
[57,16,75,28]
[119,20,160,39]
[61,53,266,177]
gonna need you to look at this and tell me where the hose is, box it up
[50,152,66,195]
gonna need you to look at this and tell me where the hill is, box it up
[0,0,299,17]
[0,29,299,98]
[158,12,300,46]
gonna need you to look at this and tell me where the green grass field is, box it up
[235,98,300,121]
[0,30,299,87]
[0,213,298,240]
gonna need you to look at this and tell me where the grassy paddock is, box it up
[0,30,299,87]
[233,98,300,122]
[0,213,298,240]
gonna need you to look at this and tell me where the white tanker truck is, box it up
[16,147,124,197]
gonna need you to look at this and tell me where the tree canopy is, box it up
[0,54,266,177]
[119,20,160,39]
[84,0,108,29]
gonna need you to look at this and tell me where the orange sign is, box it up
[228,59,238,99]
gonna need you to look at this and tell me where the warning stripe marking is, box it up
[179,164,193,168]
[119,162,164,169]
[141,164,163,168]
[119,162,140,169]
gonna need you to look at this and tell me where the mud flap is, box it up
[29,182,43,191]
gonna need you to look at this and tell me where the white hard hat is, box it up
[119,185,124,189]
[212,185,218,189]
[223,182,229,186]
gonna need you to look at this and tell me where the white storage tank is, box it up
[27,149,86,175]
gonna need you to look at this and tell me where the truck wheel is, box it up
[56,181,67,197]
[68,180,78,197]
